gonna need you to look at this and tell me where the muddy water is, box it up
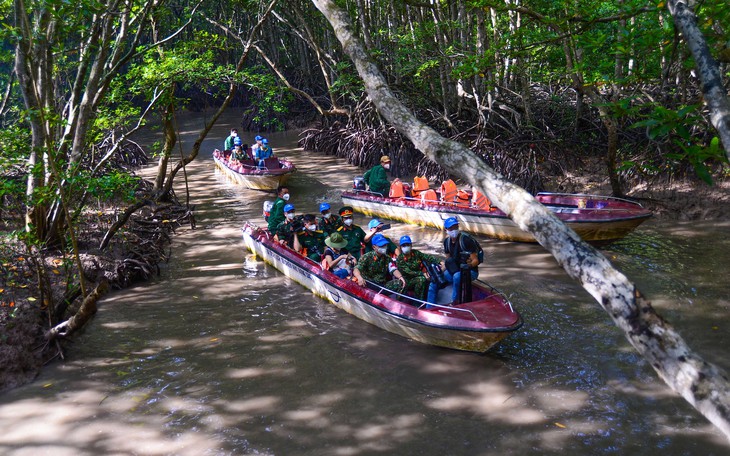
[1,110,728,455]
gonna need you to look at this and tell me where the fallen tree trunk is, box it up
[311,0,730,439]
[46,280,109,340]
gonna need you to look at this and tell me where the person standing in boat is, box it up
[363,219,398,255]
[426,217,481,305]
[224,128,239,151]
[295,214,326,261]
[273,203,302,249]
[267,186,291,232]
[363,155,394,196]
[322,232,355,279]
[336,206,366,260]
[353,234,406,293]
[396,235,442,302]
[317,202,342,234]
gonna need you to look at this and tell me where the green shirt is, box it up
[267,197,286,232]
[363,164,390,196]
[396,250,442,281]
[318,214,342,235]
[355,251,394,285]
[298,230,326,260]
[337,224,366,258]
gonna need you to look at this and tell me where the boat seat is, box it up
[420,189,438,203]
[262,157,281,169]
[238,159,256,168]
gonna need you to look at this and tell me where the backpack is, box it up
[445,233,484,264]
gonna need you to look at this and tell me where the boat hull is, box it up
[242,225,521,352]
[214,155,295,191]
[341,191,652,243]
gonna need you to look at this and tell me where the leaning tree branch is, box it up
[668,0,730,159]
[311,0,730,439]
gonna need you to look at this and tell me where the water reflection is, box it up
[0,110,728,455]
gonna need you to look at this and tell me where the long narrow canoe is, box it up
[341,190,652,243]
[213,149,296,191]
[242,223,522,352]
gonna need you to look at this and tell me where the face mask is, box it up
[306,224,316,231]
[447,229,458,239]
[323,212,331,219]
[401,246,412,254]
[286,213,295,221]
[383,164,390,170]
[344,219,353,226]
[376,246,387,255]
[282,193,290,201]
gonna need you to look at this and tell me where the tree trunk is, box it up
[668,0,730,159]
[311,0,730,439]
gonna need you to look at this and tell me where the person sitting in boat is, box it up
[336,206,366,260]
[296,214,326,261]
[267,186,291,232]
[396,235,443,302]
[254,138,275,168]
[224,128,239,151]
[322,232,355,279]
[317,202,342,235]
[274,203,302,249]
[353,234,406,293]
[251,135,264,155]
[426,217,482,306]
[363,219,399,256]
[363,155,397,196]
[230,144,249,163]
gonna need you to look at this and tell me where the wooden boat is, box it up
[213,149,296,191]
[341,189,652,243]
[241,223,522,352]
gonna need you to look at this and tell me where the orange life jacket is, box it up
[456,190,471,207]
[420,189,438,203]
[389,180,405,198]
[472,188,491,210]
[439,180,458,204]
[412,176,429,198]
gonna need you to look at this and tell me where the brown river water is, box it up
[1,110,729,455]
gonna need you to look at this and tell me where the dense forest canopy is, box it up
[1,0,729,439]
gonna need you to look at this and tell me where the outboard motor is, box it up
[353,176,366,191]
[263,200,274,221]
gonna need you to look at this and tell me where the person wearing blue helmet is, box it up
[395,235,443,302]
[267,186,291,232]
[353,233,405,293]
[251,135,264,156]
[317,202,342,234]
[273,203,301,248]
[427,217,483,305]
[363,218,398,255]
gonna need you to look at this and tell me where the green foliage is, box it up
[84,171,141,203]
[630,104,727,184]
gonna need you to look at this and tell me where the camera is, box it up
[377,223,391,231]
[290,217,304,233]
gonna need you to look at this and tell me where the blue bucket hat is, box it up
[319,202,331,212]
[371,234,389,247]
[444,217,459,229]
[284,204,295,213]
[399,235,412,245]
[368,219,382,230]
[254,135,263,141]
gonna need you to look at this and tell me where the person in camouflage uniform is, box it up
[274,204,302,249]
[336,206,366,259]
[296,214,326,261]
[317,202,342,234]
[395,235,442,301]
[353,234,405,293]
